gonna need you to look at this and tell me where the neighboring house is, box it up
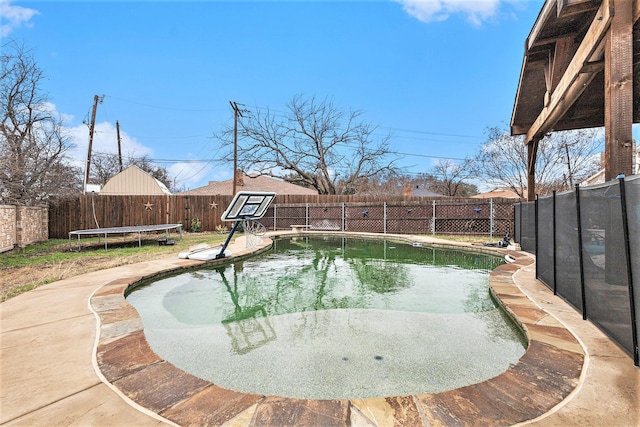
[472,188,523,200]
[402,183,445,197]
[180,171,318,196]
[582,145,639,186]
[99,165,172,195]
[582,169,606,186]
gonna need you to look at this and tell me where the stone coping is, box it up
[90,233,584,426]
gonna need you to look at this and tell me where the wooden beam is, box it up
[604,0,634,180]
[525,0,612,144]
[528,0,559,50]
[635,0,640,22]
[557,0,600,19]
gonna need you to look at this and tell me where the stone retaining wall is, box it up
[0,205,48,252]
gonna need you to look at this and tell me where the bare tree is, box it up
[471,126,602,197]
[0,41,81,205]
[216,95,401,195]
[90,152,123,186]
[344,170,413,196]
[90,152,174,191]
[430,159,475,197]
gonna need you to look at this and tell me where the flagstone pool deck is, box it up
[1,232,638,426]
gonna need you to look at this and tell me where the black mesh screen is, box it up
[537,194,554,291]
[623,176,640,361]
[555,190,582,312]
[519,202,536,253]
[580,183,633,353]
[514,203,521,243]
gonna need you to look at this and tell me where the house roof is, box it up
[179,173,318,196]
[510,0,640,138]
[471,188,523,200]
[407,184,446,197]
[582,169,606,186]
[99,165,171,195]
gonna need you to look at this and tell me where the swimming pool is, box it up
[127,235,526,400]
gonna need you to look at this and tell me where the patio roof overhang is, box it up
[510,0,640,200]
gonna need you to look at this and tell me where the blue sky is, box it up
[2,0,603,191]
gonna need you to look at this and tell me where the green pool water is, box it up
[127,235,526,399]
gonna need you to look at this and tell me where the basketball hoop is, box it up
[215,191,276,258]
[242,218,267,249]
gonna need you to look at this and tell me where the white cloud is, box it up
[65,120,154,170]
[0,0,39,37]
[395,0,502,26]
[168,162,215,190]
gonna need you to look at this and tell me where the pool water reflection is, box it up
[127,236,526,399]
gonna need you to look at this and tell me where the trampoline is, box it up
[69,224,182,251]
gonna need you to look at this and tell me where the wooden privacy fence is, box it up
[48,195,516,239]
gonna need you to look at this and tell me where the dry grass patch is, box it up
[0,233,226,302]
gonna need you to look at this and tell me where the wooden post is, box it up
[84,95,99,193]
[229,101,243,196]
[527,137,539,201]
[604,0,634,181]
[116,120,123,172]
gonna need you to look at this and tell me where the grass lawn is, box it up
[0,232,227,302]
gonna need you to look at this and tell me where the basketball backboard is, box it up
[220,191,276,222]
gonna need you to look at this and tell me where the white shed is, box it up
[99,165,171,195]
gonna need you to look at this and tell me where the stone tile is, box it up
[490,269,515,279]
[161,385,263,426]
[507,306,552,325]
[96,302,140,324]
[252,397,350,427]
[486,368,563,410]
[93,281,132,297]
[513,343,583,394]
[416,392,477,426]
[495,263,522,273]
[97,330,163,382]
[221,403,259,427]
[350,396,423,427]
[91,293,130,313]
[114,361,211,414]
[99,316,144,344]
[490,276,517,285]
[526,324,584,354]
[525,352,640,427]
[349,406,378,427]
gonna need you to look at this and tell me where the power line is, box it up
[382,126,482,139]
[104,95,223,113]
[244,103,485,141]
[97,96,484,146]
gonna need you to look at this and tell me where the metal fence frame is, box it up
[515,176,639,366]
[266,199,513,237]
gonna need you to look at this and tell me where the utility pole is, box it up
[116,120,123,172]
[229,101,244,195]
[84,94,104,193]
[564,143,574,188]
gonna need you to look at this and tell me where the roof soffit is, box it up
[511,0,640,137]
